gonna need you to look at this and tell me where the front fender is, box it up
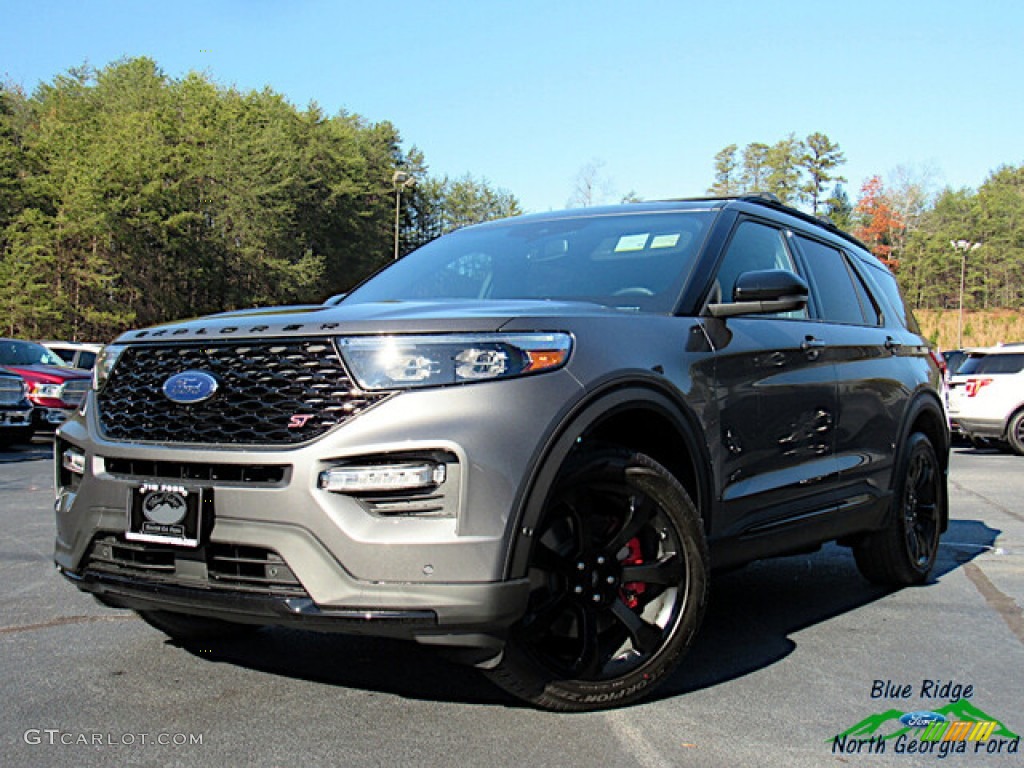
[503,380,712,579]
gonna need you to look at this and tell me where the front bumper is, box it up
[0,406,32,428]
[55,370,580,643]
[35,405,75,428]
[58,563,528,654]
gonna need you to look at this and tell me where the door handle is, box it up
[884,336,902,354]
[800,336,826,351]
[801,336,826,360]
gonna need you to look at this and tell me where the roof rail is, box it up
[662,194,870,253]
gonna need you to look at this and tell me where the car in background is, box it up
[942,349,968,378]
[0,338,92,431]
[41,341,103,370]
[0,369,34,447]
[941,348,968,440]
[947,344,1024,454]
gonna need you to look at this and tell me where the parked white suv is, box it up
[947,344,1024,454]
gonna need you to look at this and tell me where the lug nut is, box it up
[596,556,606,565]
[577,562,586,571]
[574,585,583,594]
[592,594,602,603]
[606,575,616,584]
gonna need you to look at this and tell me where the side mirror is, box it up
[324,293,347,306]
[707,269,808,318]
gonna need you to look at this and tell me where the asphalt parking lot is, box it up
[1,441,1022,767]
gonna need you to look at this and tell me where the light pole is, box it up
[392,171,416,260]
[951,239,982,348]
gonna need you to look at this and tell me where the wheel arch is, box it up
[504,380,712,579]
[1004,404,1024,453]
[893,389,951,532]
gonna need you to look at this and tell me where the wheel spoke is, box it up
[519,592,570,642]
[607,494,656,554]
[621,552,683,586]
[572,605,602,676]
[914,528,930,564]
[914,462,933,498]
[562,489,597,555]
[610,598,663,655]
[909,527,922,562]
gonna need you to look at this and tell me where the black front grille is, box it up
[97,340,386,445]
[85,535,307,596]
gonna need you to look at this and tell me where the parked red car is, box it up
[0,338,91,431]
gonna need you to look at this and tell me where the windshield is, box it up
[346,210,714,313]
[0,339,68,367]
[958,352,1024,375]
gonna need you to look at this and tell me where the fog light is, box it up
[318,462,446,493]
[62,447,86,475]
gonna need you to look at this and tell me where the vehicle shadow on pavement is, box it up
[175,520,999,709]
[655,519,1000,701]
[174,627,516,706]
[0,440,53,464]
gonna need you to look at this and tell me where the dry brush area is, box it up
[916,309,1024,351]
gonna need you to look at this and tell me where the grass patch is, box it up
[916,309,1024,350]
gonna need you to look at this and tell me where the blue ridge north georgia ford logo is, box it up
[162,370,219,404]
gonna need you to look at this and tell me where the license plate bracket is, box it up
[126,483,209,547]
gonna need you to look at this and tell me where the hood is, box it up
[115,299,627,344]
[3,364,91,384]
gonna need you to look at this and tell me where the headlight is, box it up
[338,333,572,390]
[32,383,63,399]
[92,344,126,391]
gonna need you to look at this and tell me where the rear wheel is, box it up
[136,610,263,642]
[1006,410,1024,456]
[854,432,943,585]
[486,448,708,711]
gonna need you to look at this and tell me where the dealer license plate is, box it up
[126,483,207,547]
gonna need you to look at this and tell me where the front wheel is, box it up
[854,432,944,586]
[486,448,708,711]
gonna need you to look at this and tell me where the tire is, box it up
[1007,410,1024,456]
[136,610,263,642]
[854,432,943,586]
[486,448,708,711]
[968,435,991,451]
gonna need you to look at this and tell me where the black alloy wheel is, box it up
[855,432,944,586]
[487,448,708,711]
[902,445,941,570]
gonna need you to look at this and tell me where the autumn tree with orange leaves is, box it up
[853,176,904,268]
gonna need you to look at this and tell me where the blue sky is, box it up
[2,1,1020,212]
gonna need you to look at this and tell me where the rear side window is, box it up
[959,353,1024,375]
[860,259,921,333]
[795,235,880,326]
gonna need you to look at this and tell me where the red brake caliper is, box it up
[619,536,647,609]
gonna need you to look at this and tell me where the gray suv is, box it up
[55,196,949,710]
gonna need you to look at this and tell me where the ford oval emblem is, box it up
[162,370,219,404]
[899,711,946,728]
